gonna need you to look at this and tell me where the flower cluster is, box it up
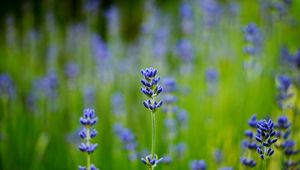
[141,154,163,169]
[274,116,299,169]
[240,158,256,168]
[176,39,194,63]
[240,115,257,168]
[272,0,293,17]
[255,119,278,160]
[180,2,193,34]
[141,67,163,112]
[243,23,262,55]
[276,75,295,109]
[0,73,15,99]
[190,160,206,170]
[114,123,138,161]
[161,77,188,163]
[78,108,99,170]
[205,68,219,95]
[280,47,300,70]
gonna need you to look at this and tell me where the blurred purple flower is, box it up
[177,39,194,63]
[190,160,206,170]
[111,92,125,116]
[180,2,194,34]
[114,123,138,161]
[64,62,79,80]
[199,0,222,27]
[0,73,16,99]
[243,23,262,55]
[84,86,95,107]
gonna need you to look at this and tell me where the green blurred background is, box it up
[0,0,300,169]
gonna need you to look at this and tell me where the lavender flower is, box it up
[141,154,163,169]
[26,72,59,112]
[176,39,194,63]
[140,67,163,169]
[153,27,169,58]
[0,74,15,99]
[243,23,262,56]
[255,119,277,160]
[199,0,222,27]
[84,86,95,107]
[240,114,257,168]
[84,0,100,13]
[205,68,219,84]
[180,2,194,34]
[64,62,79,80]
[113,123,138,161]
[240,158,256,168]
[174,142,186,158]
[162,77,177,112]
[280,47,300,70]
[276,75,295,109]
[214,149,223,164]
[274,116,299,169]
[205,68,219,95]
[140,67,163,112]
[78,109,99,170]
[111,92,125,116]
[176,109,188,128]
[190,160,206,170]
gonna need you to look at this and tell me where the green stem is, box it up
[151,112,156,160]
[86,127,91,169]
[87,154,91,169]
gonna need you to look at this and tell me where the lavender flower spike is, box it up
[255,119,277,160]
[78,108,99,170]
[140,67,163,169]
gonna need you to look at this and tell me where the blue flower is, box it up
[114,123,138,161]
[141,67,163,112]
[274,116,299,168]
[255,119,277,159]
[243,23,262,55]
[64,61,79,79]
[0,73,15,99]
[240,114,257,168]
[248,114,257,128]
[240,157,256,167]
[141,154,163,169]
[176,39,194,63]
[80,109,98,126]
[78,108,99,169]
[190,160,206,170]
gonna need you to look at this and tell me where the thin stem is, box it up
[87,154,91,169]
[86,127,91,169]
[151,111,156,160]
[262,159,266,170]
[262,146,267,170]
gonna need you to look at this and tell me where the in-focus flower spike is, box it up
[140,67,163,169]
[189,160,206,170]
[77,108,99,170]
[255,119,278,160]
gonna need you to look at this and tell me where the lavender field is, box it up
[0,0,300,170]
